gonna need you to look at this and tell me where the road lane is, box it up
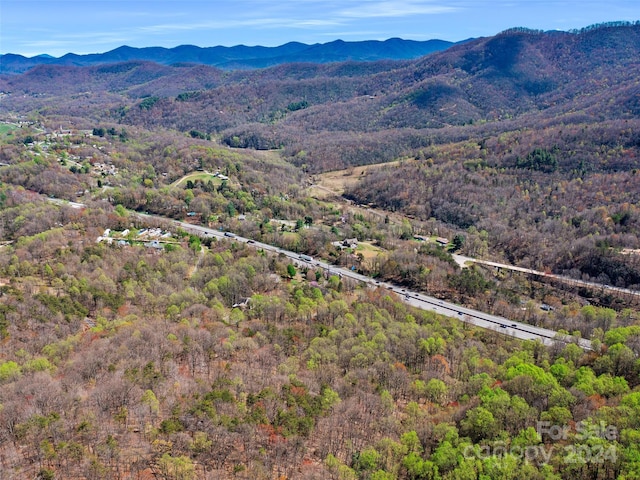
[46,200,592,351]
[173,218,592,351]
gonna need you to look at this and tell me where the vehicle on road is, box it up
[224,232,236,238]
[299,254,313,262]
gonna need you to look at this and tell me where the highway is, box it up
[47,201,592,350]
[172,218,593,351]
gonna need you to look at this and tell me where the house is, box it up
[436,237,449,246]
[332,238,359,249]
[343,238,358,248]
[414,235,429,242]
[145,240,163,249]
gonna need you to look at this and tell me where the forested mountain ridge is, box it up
[2,23,639,150]
[0,38,455,74]
[2,22,640,285]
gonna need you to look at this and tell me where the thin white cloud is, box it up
[131,1,454,36]
[292,19,344,27]
[137,15,344,35]
[17,30,138,56]
[317,30,384,37]
[338,1,459,19]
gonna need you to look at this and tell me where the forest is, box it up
[0,186,639,480]
[0,21,639,480]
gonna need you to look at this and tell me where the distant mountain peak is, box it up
[0,38,456,74]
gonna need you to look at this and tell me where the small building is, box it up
[145,240,163,249]
[343,238,358,248]
[436,237,449,246]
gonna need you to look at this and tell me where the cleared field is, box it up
[246,148,291,166]
[310,160,404,198]
[0,123,17,136]
[171,172,224,188]
[356,241,384,260]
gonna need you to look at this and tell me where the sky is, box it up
[1,0,639,57]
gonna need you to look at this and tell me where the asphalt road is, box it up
[172,218,592,351]
[454,254,640,300]
[45,199,592,351]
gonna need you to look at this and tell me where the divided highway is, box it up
[46,200,591,351]
[173,219,593,351]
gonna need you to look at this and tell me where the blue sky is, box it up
[2,0,639,57]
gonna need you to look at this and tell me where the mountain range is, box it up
[1,21,640,301]
[1,21,639,174]
[0,38,456,74]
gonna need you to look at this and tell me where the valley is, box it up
[0,22,639,480]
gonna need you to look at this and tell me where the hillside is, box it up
[1,23,640,285]
[0,188,637,480]
[2,23,639,146]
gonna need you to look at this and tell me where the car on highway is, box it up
[224,232,236,238]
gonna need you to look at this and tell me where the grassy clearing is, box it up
[312,159,405,197]
[0,123,17,136]
[356,241,384,260]
[244,148,290,166]
[171,172,223,188]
